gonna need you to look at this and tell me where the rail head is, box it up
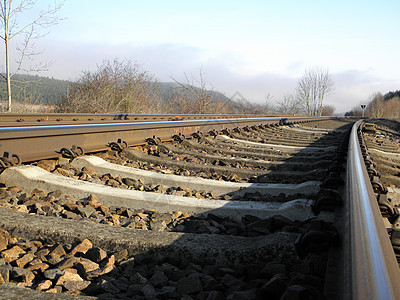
[0,115,334,163]
[0,116,330,139]
[0,113,327,123]
[347,120,400,299]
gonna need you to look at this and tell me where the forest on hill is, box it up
[383,90,400,101]
[0,74,70,106]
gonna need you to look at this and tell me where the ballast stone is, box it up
[71,156,321,197]
[0,165,333,222]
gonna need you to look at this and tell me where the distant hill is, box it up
[155,81,233,103]
[154,81,260,114]
[383,90,400,101]
[0,74,70,105]
[0,75,262,114]
[0,76,235,106]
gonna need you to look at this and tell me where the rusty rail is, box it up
[0,116,327,163]
[0,113,311,128]
[347,120,400,299]
[0,113,280,123]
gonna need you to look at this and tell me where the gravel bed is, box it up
[0,180,315,237]
[299,119,355,130]
[0,227,327,299]
[173,139,334,163]
[116,147,328,184]
[363,127,400,187]
[202,136,333,156]
[225,124,349,147]
[0,120,349,298]
[156,143,331,173]
[229,131,339,147]
[364,129,400,153]
[61,158,312,201]
[0,182,331,299]
[103,149,249,183]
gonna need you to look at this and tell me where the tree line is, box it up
[56,60,335,116]
[0,73,69,109]
[0,59,337,116]
[345,91,400,118]
[55,60,267,115]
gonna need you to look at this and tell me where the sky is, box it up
[5,0,400,113]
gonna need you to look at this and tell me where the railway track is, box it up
[0,113,274,128]
[0,114,399,299]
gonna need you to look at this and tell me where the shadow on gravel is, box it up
[369,118,400,133]
[78,119,354,299]
[0,119,355,300]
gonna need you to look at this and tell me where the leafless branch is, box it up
[169,68,215,114]
[295,66,334,116]
[0,0,64,111]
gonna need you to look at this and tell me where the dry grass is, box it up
[0,102,55,113]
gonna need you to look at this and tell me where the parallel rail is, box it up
[0,115,398,298]
[0,113,302,128]
[347,120,400,299]
[0,113,276,123]
[0,116,326,163]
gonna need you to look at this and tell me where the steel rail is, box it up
[0,113,278,123]
[0,116,326,163]
[347,120,400,299]
[0,118,224,128]
[0,113,300,127]
[0,113,302,128]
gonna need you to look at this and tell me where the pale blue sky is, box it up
[8,0,400,113]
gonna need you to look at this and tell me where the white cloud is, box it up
[38,40,399,114]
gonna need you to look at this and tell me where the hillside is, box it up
[0,74,70,105]
[0,76,237,107]
[0,75,263,114]
[383,90,400,101]
[156,81,233,104]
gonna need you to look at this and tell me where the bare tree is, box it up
[210,96,233,114]
[264,92,273,115]
[345,105,363,117]
[57,59,159,113]
[0,0,63,112]
[366,92,384,118]
[275,94,301,115]
[296,67,334,116]
[321,105,335,116]
[365,92,400,118]
[171,68,215,114]
[383,97,400,118]
[166,88,194,114]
